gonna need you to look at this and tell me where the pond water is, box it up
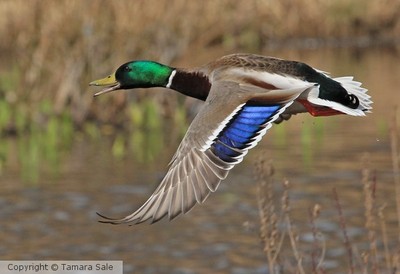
[0,46,399,274]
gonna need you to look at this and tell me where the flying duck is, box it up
[90,53,372,224]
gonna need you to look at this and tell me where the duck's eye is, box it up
[346,94,359,108]
[124,66,132,72]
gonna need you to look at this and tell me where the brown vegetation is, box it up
[255,111,400,273]
[0,0,399,127]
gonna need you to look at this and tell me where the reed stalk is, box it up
[390,107,400,243]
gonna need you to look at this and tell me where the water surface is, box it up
[0,47,399,273]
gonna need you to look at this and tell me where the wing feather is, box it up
[98,80,308,224]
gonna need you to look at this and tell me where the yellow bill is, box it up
[89,73,121,97]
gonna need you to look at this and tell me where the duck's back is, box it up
[206,53,316,79]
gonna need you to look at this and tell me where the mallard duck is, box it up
[90,53,372,224]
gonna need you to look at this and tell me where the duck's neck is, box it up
[168,69,211,101]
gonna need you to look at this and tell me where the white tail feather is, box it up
[308,76,372,116]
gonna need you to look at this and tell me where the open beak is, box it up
[89,73,121,97]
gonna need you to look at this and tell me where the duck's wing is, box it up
[98,80,310,224]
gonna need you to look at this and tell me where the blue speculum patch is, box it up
[211,104,281,162]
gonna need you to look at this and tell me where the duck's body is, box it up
[90,53,372,224]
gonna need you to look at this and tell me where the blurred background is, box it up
[0,0,399,273]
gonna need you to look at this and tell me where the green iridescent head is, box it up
[90,61,174,96]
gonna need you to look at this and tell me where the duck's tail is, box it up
[307,76,372,116]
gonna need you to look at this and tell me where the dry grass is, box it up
[255,109,400,273]
[0,0,399,127]
[391,107,400,241]
[255,158,285,273]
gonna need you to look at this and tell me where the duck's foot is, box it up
[298,99,343,117]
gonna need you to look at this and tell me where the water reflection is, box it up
[1,111,74,183]
[0,47,399,273]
